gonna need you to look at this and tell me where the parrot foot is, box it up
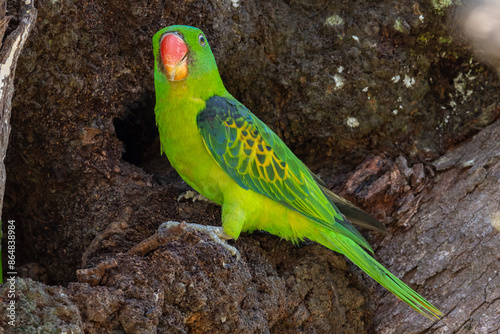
[158,221,241,261]
[177,190,212,203]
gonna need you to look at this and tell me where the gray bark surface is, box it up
[0,0,498,333]
[373,120,500,333]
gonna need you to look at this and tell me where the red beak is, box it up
[160,33,188,81]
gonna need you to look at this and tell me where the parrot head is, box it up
[153,25,223,91]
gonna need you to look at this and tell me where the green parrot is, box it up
[152,25,442,319]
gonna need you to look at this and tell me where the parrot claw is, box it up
[159,221,241,261]
[177,190,213,203]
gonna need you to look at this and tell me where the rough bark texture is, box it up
[1,236,373,333]
[367,121,500,333]
[1,0,499,333]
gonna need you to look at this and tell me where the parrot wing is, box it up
[197,95,378,251]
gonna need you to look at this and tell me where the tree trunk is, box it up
[0,0,499,333]
[0,0,36,286]
[0,0,36,223]
[371,121,500,333]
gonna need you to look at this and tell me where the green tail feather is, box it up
[318,229,443,319]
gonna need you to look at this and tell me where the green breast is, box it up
[155,97,226,204]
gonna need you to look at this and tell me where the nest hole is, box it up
[113,91,181,185]
[113,91,159,166]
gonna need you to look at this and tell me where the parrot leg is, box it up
[159,221,241,260]
[177,190,213,203]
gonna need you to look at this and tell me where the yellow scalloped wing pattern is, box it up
[224,117,302,186]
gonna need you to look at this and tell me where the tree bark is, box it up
[0,0,36,287]
[0,0,36,221]
[371,120,500,333]
[0,0,499,333]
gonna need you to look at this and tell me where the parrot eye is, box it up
[198,34,206,46]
